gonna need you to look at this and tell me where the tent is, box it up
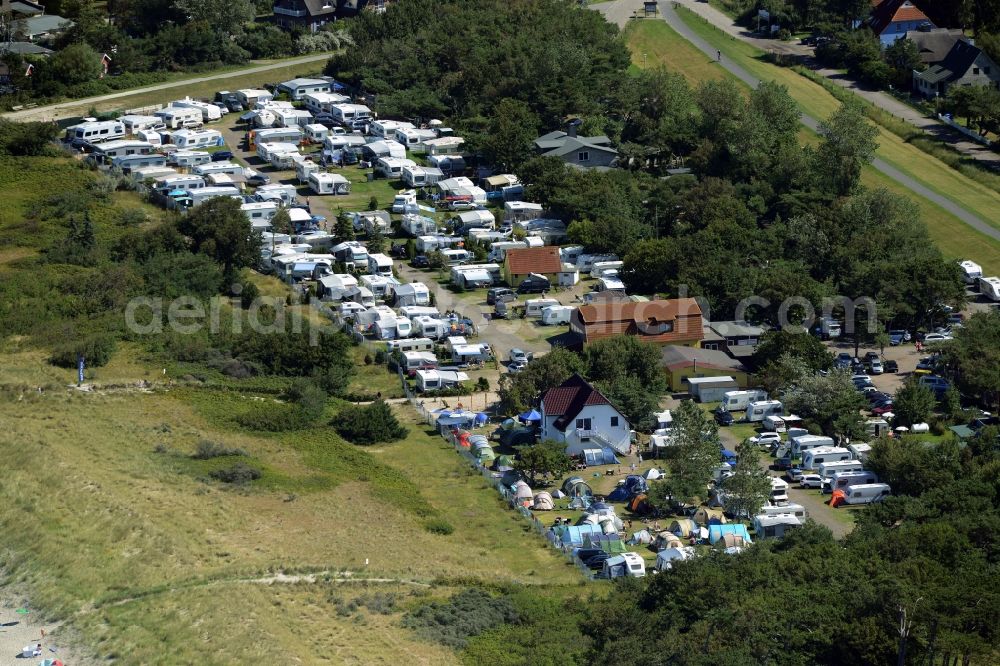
[469,434,490,448]
[582,447,619,466]
[668,519,697,538]
[608,475,648,502]
[476,447,496,463]
[586,501,615,516]
[654,531,684,551]
[471,439,492,452]
[533,492,554,510]
[494,455,514,471]
[714,533,749,551]
[629,529,653,545]
[599,517,620,534]
[627,493,652,515]
[519,409,542,423]
[644,467,664,480]
[583,533,628,554]
[513,480,533,501]
[560,523,602,546]
[551,489,566,499]
[692,507,728,526]
[607,483,631,502]
[708,523,752,546]
[562,476,593,498]
[475,412,489,426]
[655,546,694,571]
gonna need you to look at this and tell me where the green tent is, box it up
[476,446,496,463]
[583,533,628,554]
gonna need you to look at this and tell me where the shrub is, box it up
[424,518,454,535]
[49,333,117,368]
[402,588,519,648]
[357,592,397,615]
[209,462,262,484]
[238,403,314,431]
[333,400,408,445]
[374,349,387,365]
[191,440,246,460]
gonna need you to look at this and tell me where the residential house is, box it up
[502,246,562,287]
[570,298,704,347]
[702,320,767,359]
[13,13,73,42]
[904,28,966,65]
[534,121,617,168]
[2,1,44,16]
[277,77,331,101]
[539,374,631,455]
[661,345,752,392]
[914,40,1000,98]
[273,0,337,32]
[869,0,934,46]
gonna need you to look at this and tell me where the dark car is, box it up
[883,359,899,373]
[714,409,734,426]
[872,402,895,416]
[864,351,880,362]
[866,391,892,404]
[834,352,853,369]
[851,360,867,374]
[888,330,909,345]
[580,551,611,571]
[411,255,430,268]
[487,287,516,305]
[211,150,234,162]
[517,275,551,294]
[919,375,950,396]
[246,173,270,186]
[390,243,408,259]
[773,456,793,471]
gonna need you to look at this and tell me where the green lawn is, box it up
[624,19,747,89]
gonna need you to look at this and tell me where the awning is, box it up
[519,409,542,422]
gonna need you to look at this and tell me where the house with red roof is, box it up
[539,374,631,455]
[502,246,563,287]
[869,0,934,46]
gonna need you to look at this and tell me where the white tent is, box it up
[655,546,695,571]
[644,468,664,480]
[513,480,533,501]
[629,530,653,545]
[533,492,554,510]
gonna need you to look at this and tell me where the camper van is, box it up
[590,260,624,279]
[601,552,646,579]
[790,434,835,458]
[979,276,1000,302]
[802,447,852,470]
[439,248,471,265]
[823,470,878,494]
[769,478,789,504]
[840,483,891,505]
[958,260,983,284]
[720,390,768,413]
[746,400,783,423]
[401,351,438,376]
[820,316,842,339]
[541,305,573,325]
[392,190,417,214]
[367,253,393,277]
[385,337,435,354]
[525,298,560,318]
[65,120,126,144]
[817,459,864,480]
[411,316,449,340]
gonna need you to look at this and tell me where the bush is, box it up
[191,440,246,460]
[424,518,454,535]
[402,588,519,649]
[209,462,262,484]
[238,403,314,432]
[333,400,408,445]
[49,333,117,368]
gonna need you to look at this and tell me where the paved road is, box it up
[594,0,1000,243]
[2,54,332,123]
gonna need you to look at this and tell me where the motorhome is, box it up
[331,241,369,269]
[169,150,212,168]
[401,351,438,376]
[759,503,808,520]
[386,337,435,354]
[720,390,768,412]
[171,128,223,149]
[65,120,126,144]
[958,260,983,284]
[119,115,163,134]
[401,165,444,188]
[169,97,222,122]
[367,253,393,277]
[440,248,471,266]
[525,298,560,318]
[308,171,350,195]
[369,119,413,139]
[590,260,624,279]
[839,483,891,505]
[601,552,646,579]
[820,316,842,339]
[802,447,852,470]
[541,305,574,325]
[823,470,878,494]
[241,201,278,226]
[769,478,789,505]
[392,190,418,214]
[113,153,167,174]
[791,434,835,458]
[154,106,203,130]
[255,184,298,206]
[329,103,372,125]
[746,400,783,423]
[979,276,1000,302]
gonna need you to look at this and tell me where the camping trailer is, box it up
[823,470,878,494]
[817,459,864,479]
[525,298,560,318]
[169,97,222,122]
[601,552,646,579]
[541,305,574,325]
[958,260,983,284]
[839,483,891,505]
[307,171,350,195]
[848,443,872,462]
[791,434,835,458]
[687,377,739,403]
[746,400,783,423]
[65,120,126,144]
[802,447,852,470]
[979,277,1000,302]
[154,106,203,129]
[720,390,768,412]
[385,337,434,354]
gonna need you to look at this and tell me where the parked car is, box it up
[883,359,898,373]
[487,287,516,305]
[750,432,782,448]
[786,467,805,482]
[921,332,953,343]
[411,255,430,268]
[714,409,734,426]
[866,391,892,404]
[919,375,951,396]
[888,330,910,345]
[947,313,965,326]
[509,348,530,364]
[799,474,823,489]
[773,456,793,471]
[211,150,234,162]
[517,275,551,294]
[834,352,853,369]
[864,351,879,362]
[872,402,896,416]
[579,550,611,571]
[246,173,270,186]
[508,359,528,373]
[868,359,884,375]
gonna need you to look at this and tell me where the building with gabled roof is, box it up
[503,246,562,286]
[570,298,703,347]
[869,0,934,45]
[534,120,617,168]
[913,39,1000,98]
[539,374,631,455]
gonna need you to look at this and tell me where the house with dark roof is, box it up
[273,0,338,32]
[502,246,562,286]
[701,320,768,359]
[661,345,752,392]
[569,298,703,347]
[904,28,966,65]
[869,0,934,45]
[534,121,617,169]
[539,374,631,455]
[913,40,1000,98]
[1,0,44,16]
[13,13,73,42]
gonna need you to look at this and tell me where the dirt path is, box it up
[2,54,332,123]
[0,594,84,666]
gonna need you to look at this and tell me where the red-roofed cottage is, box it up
[869,0,934,45]
[539,374,631,455]
[502,246,563,287]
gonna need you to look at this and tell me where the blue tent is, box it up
[583,448,619,466]
[708,524,752,545]
[607,485,631,502]
[721,448,738,464]
[475,412,489,426]
[560,524,602,546]
[519,409,542,423]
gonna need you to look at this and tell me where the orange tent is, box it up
[830,489,846,508]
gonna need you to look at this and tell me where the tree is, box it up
[891,377,937,427]
[479,98,540,171]
[333,400,408,445]
[753,329,834,371]
[782,370,866,440]
[497,347,584,414]
[44,42,103,86]
[939,310,1000,411]
[335,210,355,241]
[661,400,721,506]
[514,440,573,486]
[270,208,293,235]
[722,439,772,519]
[759,352,810,396]
[177,196,261,280]
[815,103,878,196]
[367,224,387,255]
[172,0,254,36]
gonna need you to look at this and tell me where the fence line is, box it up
[936,114,996,148]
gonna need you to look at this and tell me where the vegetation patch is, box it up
[403,588,519,649]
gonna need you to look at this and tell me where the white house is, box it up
[540,374,631,455]
[277,77,331,100]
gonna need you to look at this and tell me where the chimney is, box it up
[567,118,581,138]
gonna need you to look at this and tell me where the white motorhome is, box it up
[169,150,212,168]
[155,106,203,129]
[120,114,164,134]
[171,129,222,149]
[369,119,413,139]
[958,260,983,284]
[746,400,783,423]
[601,552,646,579]
[979,276,1000,302]
[817,459,864,479]
[720,390,768,412]
[823,470,878,494]
[376,157,416,179]
[308,171,351,195]
[255,184,298,206]
[769,478,789,504]
[169,97,222,122]
[329,103,372,125]
[392,190,418,214]
[791,434,835,458]
[541,305,574,325]
[367,253,393,277]
[65,120,126,144]
[839,483,891,505]
[525,298,560,318]
[802,447,852,470]
[439,248,471,265]
[411,316,449,340]
[759,503,808,520]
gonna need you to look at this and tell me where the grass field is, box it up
[624,20,745,88]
